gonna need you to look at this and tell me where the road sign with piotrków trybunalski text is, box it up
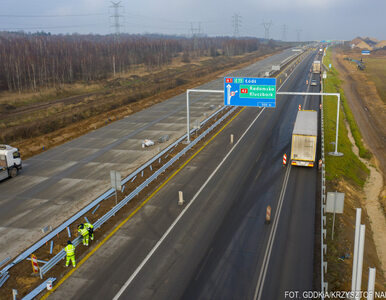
[224,77,276,107]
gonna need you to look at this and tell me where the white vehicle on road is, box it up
[0,145,22,180]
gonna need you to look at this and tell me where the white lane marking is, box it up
[253,165,292,300]
[112,52,311,300]
[112,108,266,300]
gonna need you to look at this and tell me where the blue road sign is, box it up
[224,77,276,107]
[361,50,370,55]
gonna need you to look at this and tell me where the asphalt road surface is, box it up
[50,50,321,300]
[0,48,297,261]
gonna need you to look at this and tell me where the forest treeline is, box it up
[0,32,268,92]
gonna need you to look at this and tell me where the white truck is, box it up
[290,111,318,167]
[0,145,22,180]
[312,60,321,74]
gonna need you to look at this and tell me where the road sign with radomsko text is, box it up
[224,77,276,107]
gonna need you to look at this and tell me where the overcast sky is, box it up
[0,0,385,41]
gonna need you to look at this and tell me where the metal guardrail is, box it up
[0,257,10,270]
[1,105,228,276]
[0,272,9,287]
[320,61,328,296]
[38,106,236,278]
[22,277,56,300]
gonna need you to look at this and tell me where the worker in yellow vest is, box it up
[65,241,76,267]
[84,222,94,241]
[78,223,90,246]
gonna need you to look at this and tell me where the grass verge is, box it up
[324,48,371,170]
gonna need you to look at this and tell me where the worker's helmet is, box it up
[67,240,72,245]
[78,224,84,229]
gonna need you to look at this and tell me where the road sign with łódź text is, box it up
[224,77,276,107]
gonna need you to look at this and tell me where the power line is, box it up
[282,24,287,41]
[0,24,103,31]
[0,13,105,18]
[296,29,302,42]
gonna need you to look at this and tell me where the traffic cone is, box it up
[265,205,272,224]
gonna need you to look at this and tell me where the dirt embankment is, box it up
[1,47,285,159]
[332,48,386,283]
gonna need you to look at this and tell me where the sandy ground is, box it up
[333,49,386,280]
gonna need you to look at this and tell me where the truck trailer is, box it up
[312,60,321,74]
[290,110,318,167]
[0,145,22,180]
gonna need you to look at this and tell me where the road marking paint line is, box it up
[113,108,266,300]
[41,107,246,300]
[42,51,308,299]
[253,165,292,300]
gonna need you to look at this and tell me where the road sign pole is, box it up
[186,90,190,143]
[276,92,343,156]
[333,93,341,155]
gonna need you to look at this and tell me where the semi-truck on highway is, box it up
[312,60,321,74]
[0,145,22,180]
[290,110,318,167]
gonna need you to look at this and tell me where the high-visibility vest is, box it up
[84,223,93,230]
[78,227,89,237]
[65,244,75,256]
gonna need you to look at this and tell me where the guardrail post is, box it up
[323,282,328,292]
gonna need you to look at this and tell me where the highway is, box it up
[50,50,322,300]
[0,48,296,262]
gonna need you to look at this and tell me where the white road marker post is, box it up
[178,191,184,206]
[351,208,361,293]
[366,268,376,300]
[230,134,234,144]
[355,224,366,300]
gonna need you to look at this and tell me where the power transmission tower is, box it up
[232,14,241,37]
[190,22,202,37]
[110,1,123,35]
[281,24,287,41]
[296,29,302,42]
[261,20,273,40]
